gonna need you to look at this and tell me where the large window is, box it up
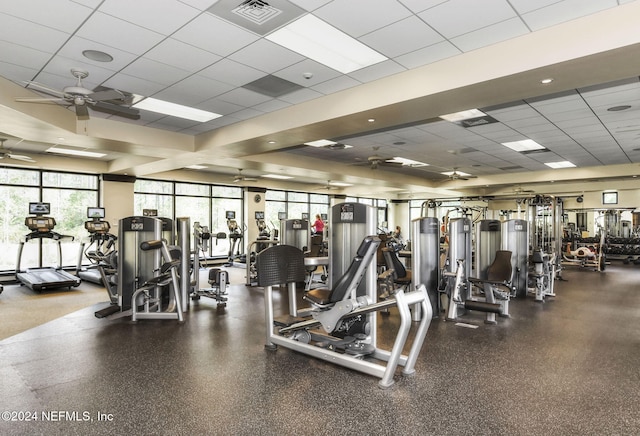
[134,179,244,257]
[1,168,99,272]
[265,189,330,231]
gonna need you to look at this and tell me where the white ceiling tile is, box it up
[361,15,444,58]
[227,107,264,121]
[251,98,292,113]
[394,41,461,69]
[311,75,361,95]
[38,56,117,88]
[0,61,40,84]
[98,0,201,35]
[76,12,166,56]
[418,0,518,39]
[154,75,235,105]
[0,13,70,53]
[314,0,412,37]
[172,13,259,57]
[0,41,51,71]
[122,57,191,86]
[522,0,619,32]
[508,0,559,15]
[228,39,305,74]
[277,87,324,104]
[2,0,93,33]
[103,73,167,97]
[217,87,273,107]
[197,98,244,116]
[347,60,405,83]
[451,17,529,52]
[145,38,221,73]
[398,0,449,14]
[274,59,341,87]
[56,36,138,72]
[289,0,333,11]
[199,59,265,87]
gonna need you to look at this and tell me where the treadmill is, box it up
[16,202,81,292]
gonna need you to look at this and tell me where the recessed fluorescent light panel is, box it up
[185,165,208,169]
[46,147,106,158]
[440,109,487,122]
[501,139,546,152]
[545,161,576,169]
[266,14,387,74]
[386,157,429,167]
[133,97,222,122]
[305,139,337,147]
[262,174,293,179]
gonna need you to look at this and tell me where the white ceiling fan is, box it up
[233,169,258,183]
[16,68,140,120]
[0,138,35,163]
[442,167,477,181]
[355,146,403,170]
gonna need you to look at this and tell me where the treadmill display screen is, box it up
[29,202,50,215]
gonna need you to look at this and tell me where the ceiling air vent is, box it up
[208,0,305,36]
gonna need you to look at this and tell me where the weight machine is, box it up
[191,221,229,307]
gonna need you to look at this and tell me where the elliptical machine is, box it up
[225,211,244,265]
[77,207,117,289]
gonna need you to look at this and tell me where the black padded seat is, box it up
[469,250,513,288]
[382,247,412,287]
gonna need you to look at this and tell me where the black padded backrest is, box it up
[532,250,545,263]
[382,247,407,278]
[308,234,324,257]
[329,236,379,303]
[256,245,306,287]
[487,250,513,282]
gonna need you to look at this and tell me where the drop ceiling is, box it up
[1,0,640,199]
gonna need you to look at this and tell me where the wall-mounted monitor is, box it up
[87,207,105,219]
[602,191,618,205]
[226,211,236,219]
[29,202,50,215]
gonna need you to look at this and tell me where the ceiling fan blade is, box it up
[89,89,125,101]
[23,81,65,97]
[8,153,36,162]
[92,101,140,120]
[75,104,90,120]
[15,97,67,103]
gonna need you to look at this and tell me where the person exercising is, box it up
[312,214,325,234]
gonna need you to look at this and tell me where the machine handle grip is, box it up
[140,240,163,251]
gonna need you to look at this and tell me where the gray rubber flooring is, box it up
[1,263,638,435]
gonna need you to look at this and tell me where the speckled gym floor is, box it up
[1,263,638,436]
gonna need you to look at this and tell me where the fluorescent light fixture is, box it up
[185,165,208,169]
[266,14,387,74]
[46,147,106,158]
[305,139,337,147]
[386,157,429,167]
[545,161,576,169]
[329,181,352,187]
[262,174,293,179]
[133,97,222,122]
[440,109,487,122]
[501,139,546,152]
